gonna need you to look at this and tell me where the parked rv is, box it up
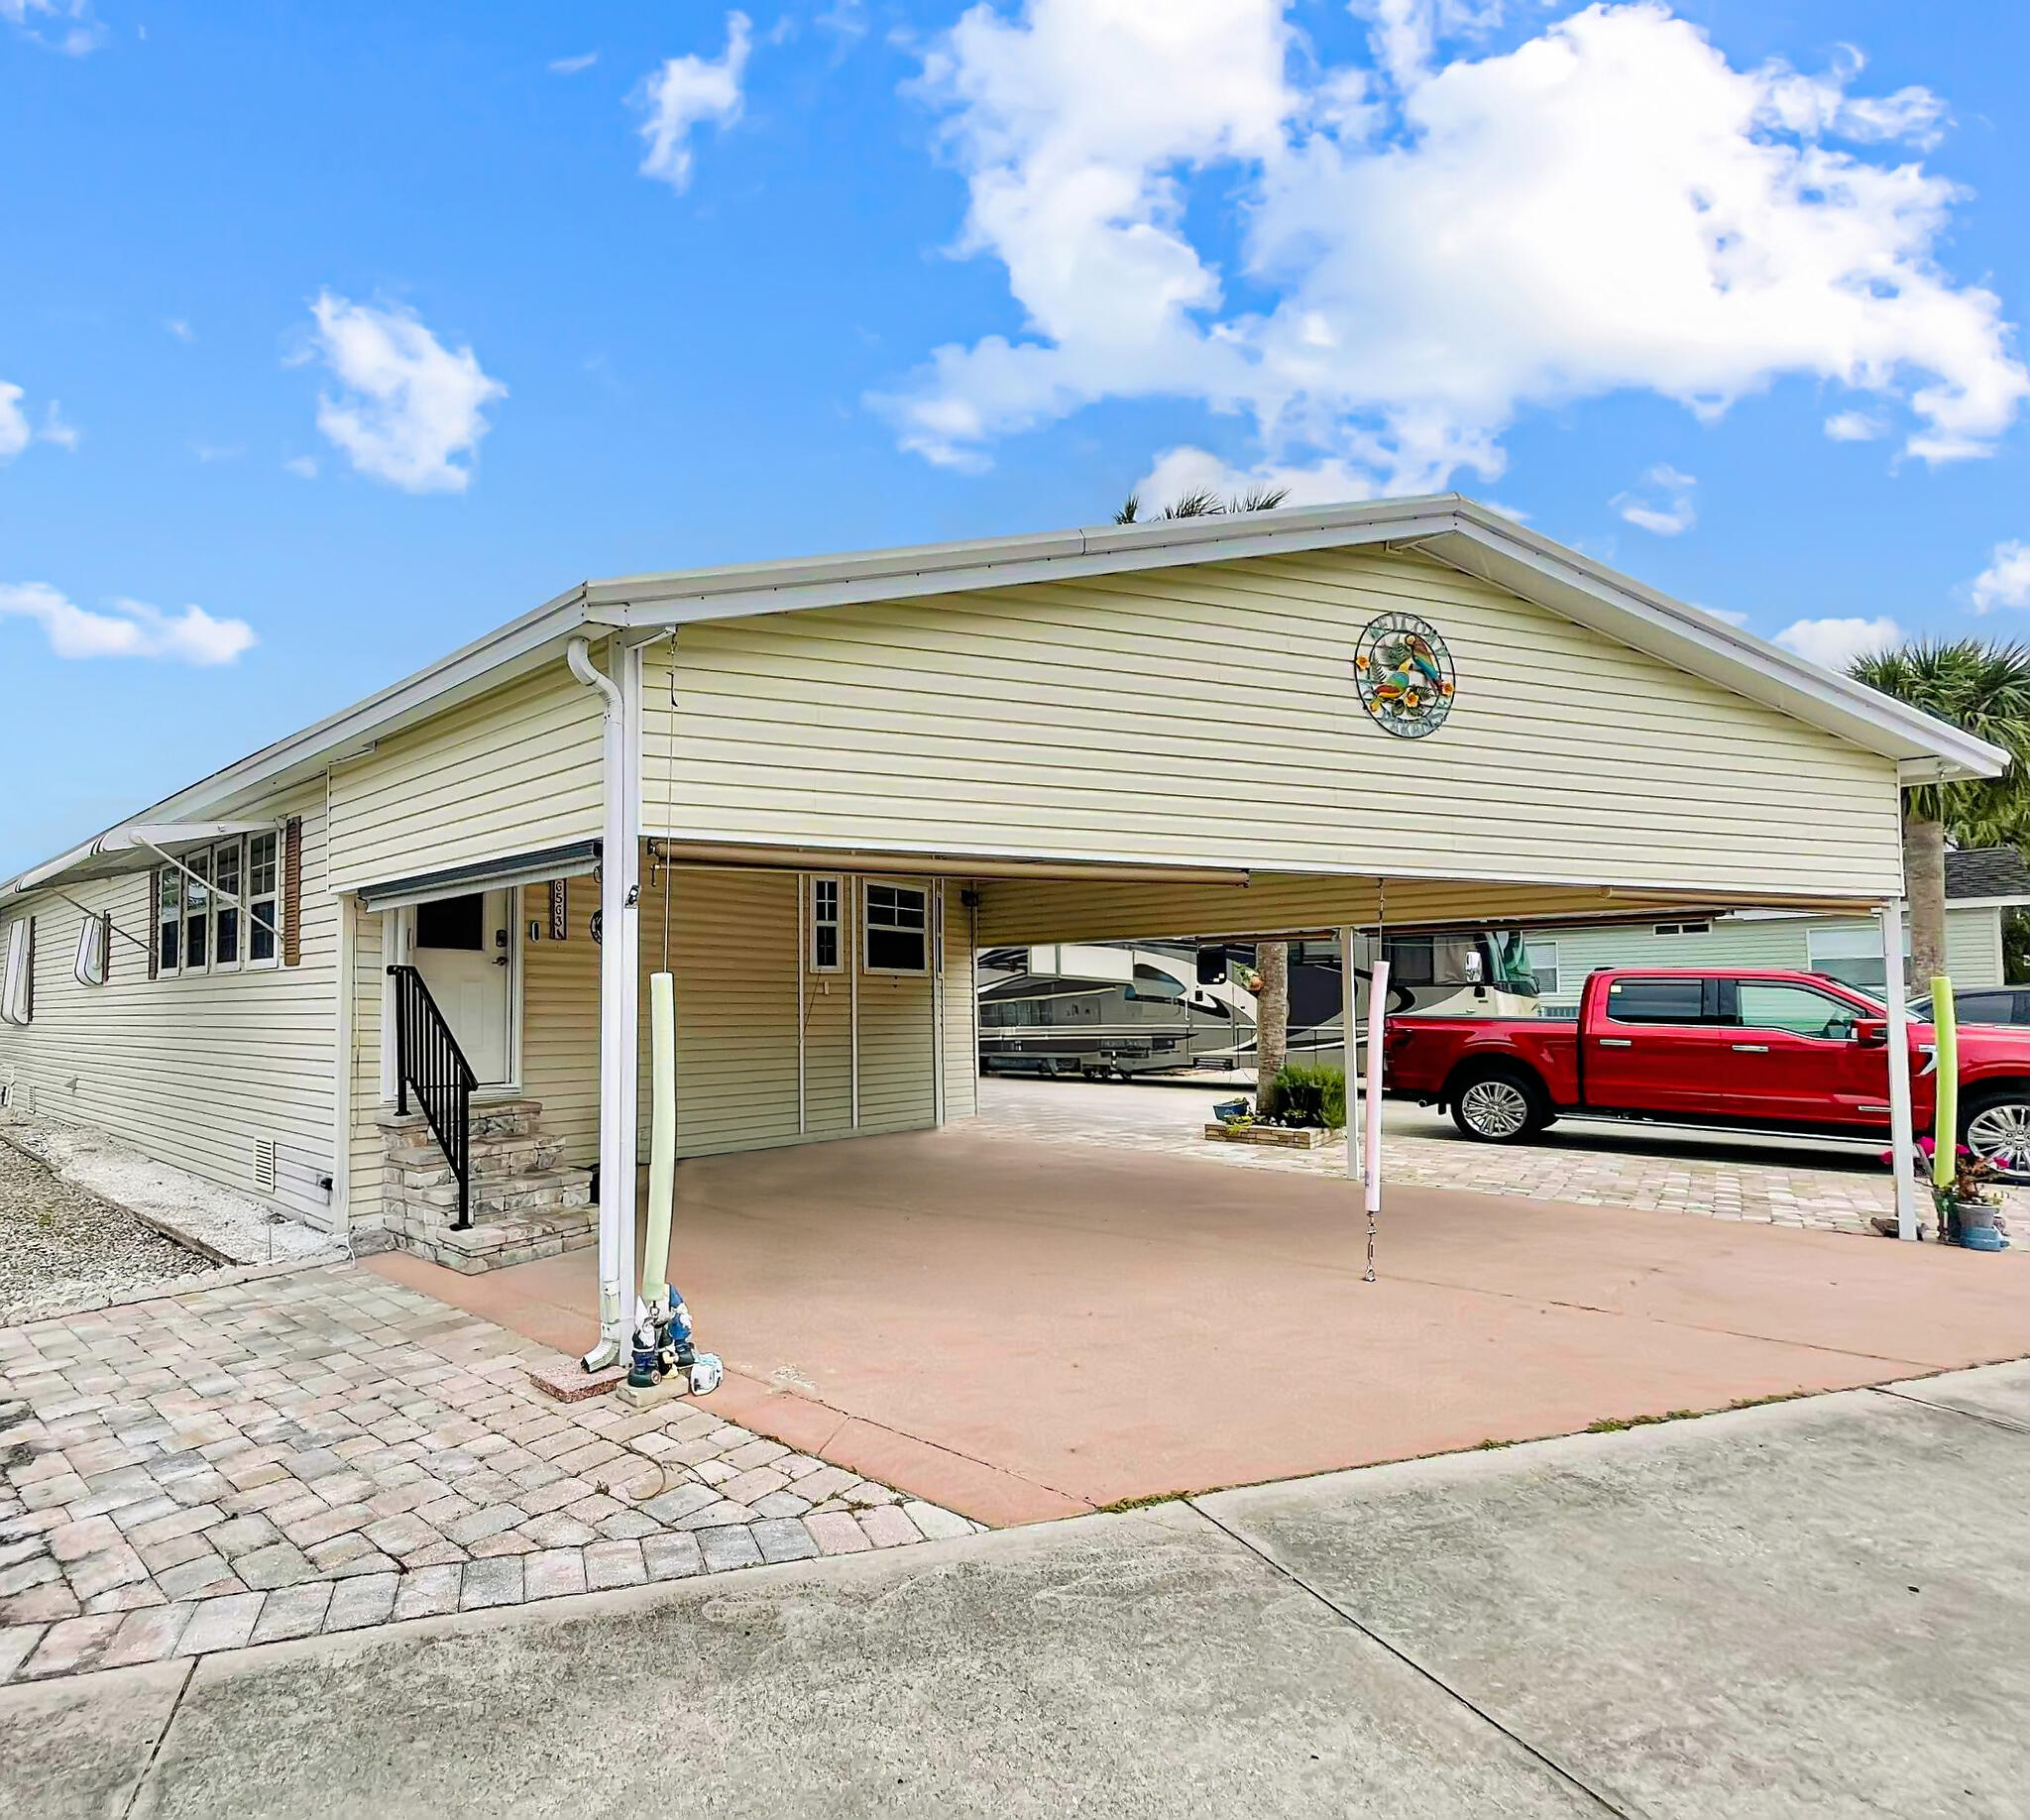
[976,930,1543,1081]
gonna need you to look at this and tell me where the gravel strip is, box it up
[0,1138,209,1323]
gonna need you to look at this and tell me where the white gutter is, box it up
[567,637,641,1372]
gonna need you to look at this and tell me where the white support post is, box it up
[1879,899,1920,1242]
[1339,926,1361,1185]
[332,892,355,1234]
[569,636,642,1369]
[616,642,644,1315]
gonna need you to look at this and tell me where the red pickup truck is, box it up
[1384,967,2030,1177]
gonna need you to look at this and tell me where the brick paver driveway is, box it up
[0,1264,973,1684]
[972,1076,2023,1239]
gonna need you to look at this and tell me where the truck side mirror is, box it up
[1195,945,1228,985]
[1854,1018,1888,1047]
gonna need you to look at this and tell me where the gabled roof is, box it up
[1946,846,2030,903]
[3,494,2007,897]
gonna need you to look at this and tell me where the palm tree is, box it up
[1850,639,2030,984]
[1113,486,1289,524]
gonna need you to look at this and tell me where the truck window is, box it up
[1735,981,1860,1040]
[1603,977,1707,1025]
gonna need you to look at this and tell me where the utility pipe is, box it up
[568,635,634,1370]
[1931,975,1960,1193]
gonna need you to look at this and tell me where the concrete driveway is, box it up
[9,1361,2026,1819]
[374,1118,2030,1526]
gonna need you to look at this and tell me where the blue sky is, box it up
[4,0,2030,875]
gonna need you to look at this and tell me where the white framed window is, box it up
[809,874,843,973]
[182,848,211,975]
[212,838,243,969]
[156,834,278,979]
[158,866,182,974]
[247,831,281,967]
[862,881,928,974]
[1526,941,1559,996]
[1652,921,1711,938]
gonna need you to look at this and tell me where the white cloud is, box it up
[883,1,2028,495]
[549,52,598,74]
[634,13,751,192]
[1703,606,1751,627]
[0,583,257,665]
[189,440,245,464]
[1773,614,1901,670]
[282,455,319,480]
[1613,463,1697,535]
[1,0,105,56]
[305,292,507,494]
[1971,540,2030,614]
[1824,408,1886,441]
[166,318,194,342]
[0,383,28,460]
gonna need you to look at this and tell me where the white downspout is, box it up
[569,635,639,1368]
[1879,899,1920,1241]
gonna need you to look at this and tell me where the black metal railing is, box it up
[388,964,477,1230]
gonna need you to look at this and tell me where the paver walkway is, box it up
[973,1075,2025,1240]
[0,1264,973,1685]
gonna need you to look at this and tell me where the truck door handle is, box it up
[1597,1038,1633,1048]
[1731,1043,1769,1053]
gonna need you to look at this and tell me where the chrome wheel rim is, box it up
[1460,1079,1530,1139]
[1966,1102,2030,1178]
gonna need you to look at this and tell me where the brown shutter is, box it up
[149,870,160,979]
[24,918,33,1024]
[282,817,303,967]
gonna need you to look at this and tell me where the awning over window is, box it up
[357,841,603,914]
[6,822,281,897]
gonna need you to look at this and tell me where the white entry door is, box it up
[411,890,514,1086]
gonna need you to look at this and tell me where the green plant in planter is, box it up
[1269,1062,1346,1129]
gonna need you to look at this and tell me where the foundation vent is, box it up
[253,1136,279,1194]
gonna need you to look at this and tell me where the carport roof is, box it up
[2,494,2006,898]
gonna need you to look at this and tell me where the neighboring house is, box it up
[1524,847,2030,1012]
[0,497,2001,1358]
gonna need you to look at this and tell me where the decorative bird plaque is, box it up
[1353,613,1456,739]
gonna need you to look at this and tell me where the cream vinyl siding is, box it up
[520,874,601,1169]
[661,867,803,1159]
[503,864,951,1163]
[345,895,387,1230]
[325,664,604,895]
[965,872,1852,951]
[1527,904,2005,1009]
[942,883,978,1122]
[0,787,340,1226]
[641,546,1902,901]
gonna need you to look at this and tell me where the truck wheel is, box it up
[1451,1067,1544,1143]
[1962,1088,2030,1181]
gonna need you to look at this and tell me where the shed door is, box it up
[412,890,514,1086]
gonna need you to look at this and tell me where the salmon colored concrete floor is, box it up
[367,1124,2030,1528]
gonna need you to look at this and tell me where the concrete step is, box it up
[387,1131,567,1185]
[377,1098,544,1145]
[387,1202,598,1275]
[407,1168,594,1219]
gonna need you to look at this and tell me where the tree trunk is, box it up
[1904,812,1948,988]
[1255,941,1290,1110]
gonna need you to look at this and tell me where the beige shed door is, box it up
[413,890,513,1086]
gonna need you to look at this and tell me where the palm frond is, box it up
[1113,494,1142,525]
[1162,489,1225,519]
[1232,486,1290,513]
